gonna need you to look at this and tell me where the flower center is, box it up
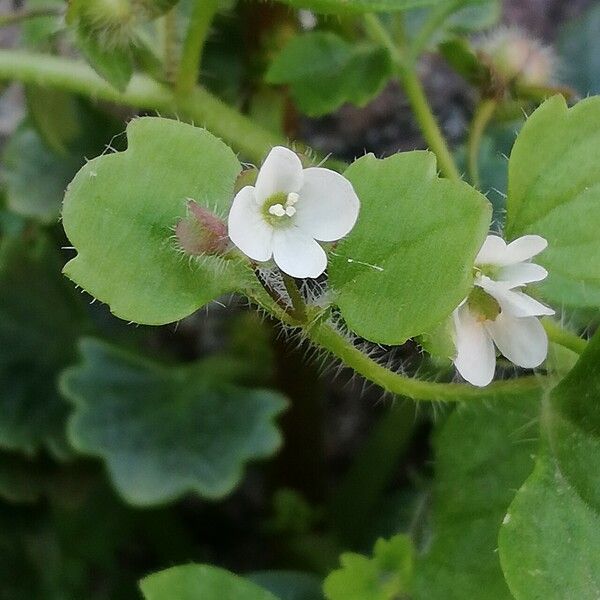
[467,286,501,322]
[262,192,299,225]
[474,264,500,279]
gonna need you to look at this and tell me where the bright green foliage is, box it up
[414,394,541,600]
[62,117,252,326]
[506,95,600,308]
[329,152,491,344]
[274,0,445,15]
[140,564,280,600]
[62,338,287,505]
[2,124,80,223]
[498,332,600,599]
[266,33,392,117]
[323,535,414,600]
[0,235,86,457]
[499,455,600,599]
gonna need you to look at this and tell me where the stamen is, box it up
[285,206,297,217]
[268,204,286,217]
[286,192,300,206]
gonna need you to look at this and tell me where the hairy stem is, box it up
[161,8,179,85]
[281,273,307,323]
[0,50,281,164]
[543,319,588,355]
[177,0,220,94]
[363,13,460,181]
[467,98,497,189]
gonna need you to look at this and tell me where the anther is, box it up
[269,204,286,217]
[285,206,297,217]
[286,192,300,206]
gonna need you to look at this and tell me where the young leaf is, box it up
[329,152,491,344]
[248,571,324,600]
[323,535,414,600]
[0,235,87,457]
[266,32,393,117]
[62,117,252,326]
[140,564,280,600]
[274,0,445,15]
[414,393,541,600]
[506,95,600,308]
[61,338,287,505]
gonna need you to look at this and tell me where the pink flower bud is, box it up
[176,200,229,256]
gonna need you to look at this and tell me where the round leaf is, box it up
[62,117,251,326]
[329,152,491,344]
[506,95,600,308]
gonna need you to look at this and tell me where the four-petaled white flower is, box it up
[228,146,360,278]
[452,234,555,387]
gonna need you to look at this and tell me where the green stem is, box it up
[0,50,281,164]
[363,13,461,181]
[161,8,179,85]
[543,319,588,355]
[467,98,497,189]
[177,0,220,94]
[281,273,307,323]
[0,6,61,27]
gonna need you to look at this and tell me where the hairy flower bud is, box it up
[176,200,229,256]
[476,27,556,89]
[69,0,137,47]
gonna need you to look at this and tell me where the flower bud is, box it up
[476,27,556,89]
[69,0,136,47]
[176,200,229,256]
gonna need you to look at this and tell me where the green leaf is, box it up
[414,393,541,600]
[506,95,600,308]
[323,535,414,600]
[140,564,280,600]
[329,152,491,344]
[266,32,393,117]
[75,33,134,92]
[274,0,446,15]
[498,455,600,599]
[498,332,600,599]
[248,571,324,600]
[62,117,251,326]
[0,235,86,457]
[61,338,287,505]
[546,329,600,510]
[558,2,600,96]
[2,124,81,223]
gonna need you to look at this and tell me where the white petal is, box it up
[497,262,548,287]
[486,313,548,368]
[255,146,304,203]
[293,168,360,242]
[271,227,327,278]
[476,276,554,318]
[228,186,273,262]
[503,235,548,265]
[475,235,507,266]
[452,304,497,387]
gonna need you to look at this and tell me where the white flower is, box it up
[452,234,555,387]
[228,146,360,278]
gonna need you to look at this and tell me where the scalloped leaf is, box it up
[61,338,287,505]
[140,565,280,600]
[329,152,491,344]
[266,33,393,117]
[62,117,252,326]
[506,95,600,308]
